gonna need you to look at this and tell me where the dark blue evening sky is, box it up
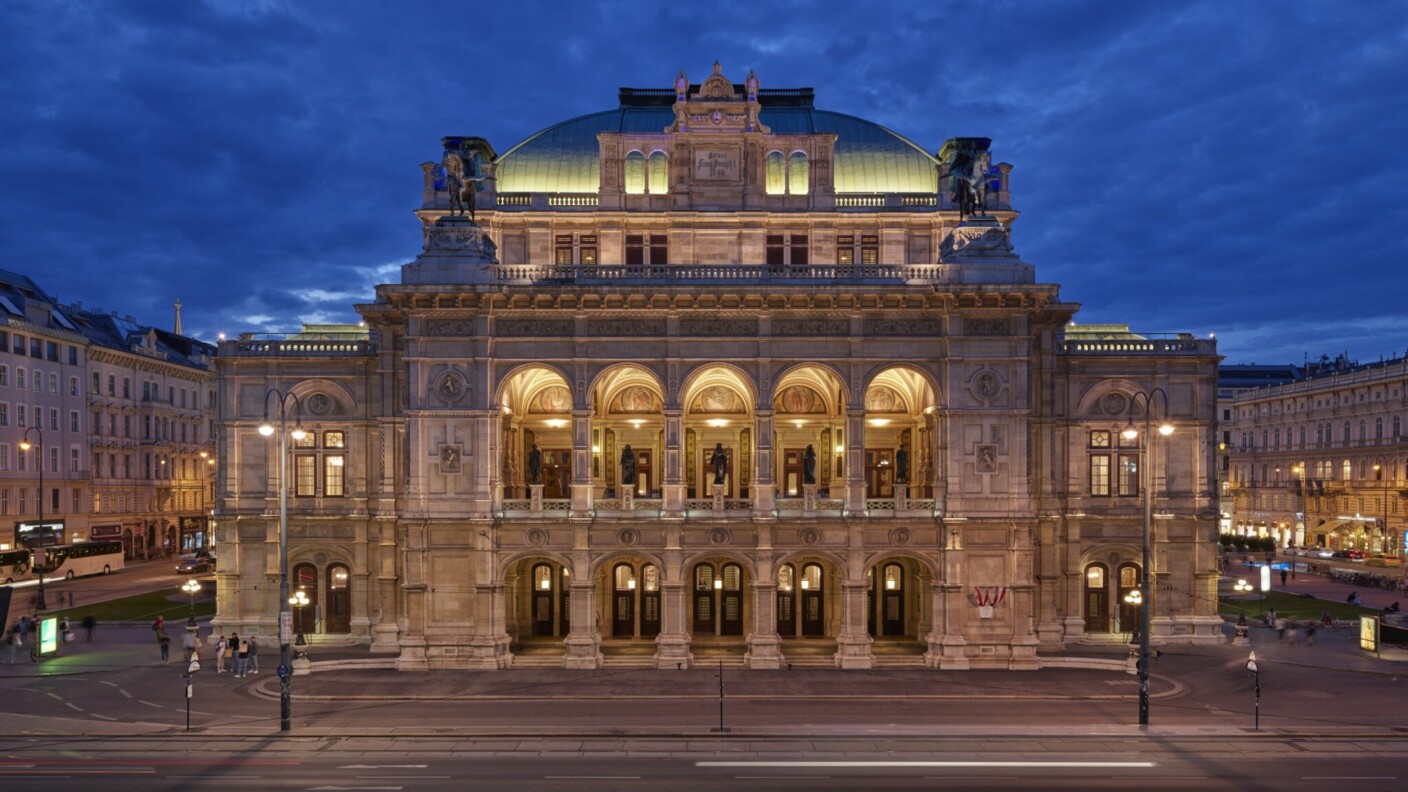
[2,1,1405,364]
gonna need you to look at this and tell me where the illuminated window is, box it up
[647,151,669,194]
[765,151,785,195]
[1090,455,1110,496]
[624,151,645,195]
[787,151,809,195]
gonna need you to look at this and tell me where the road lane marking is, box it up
[137,700,162,708]
[63,703,81,712]
[546,777,642,780]
[89,714,117,721]
[44,693,62,701]
[699,761,1157,769]
[339,765,428,769]
[118,689,133,699]
[98,681,118,688]
[1302,778,1396,781]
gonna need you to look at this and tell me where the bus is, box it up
[40,541,124,580]
[1,548,35,585]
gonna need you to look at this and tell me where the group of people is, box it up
[1266,609,1320,646]
[5,614,97,663]
[152,616,259,675]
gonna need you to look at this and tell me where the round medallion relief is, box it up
[436,371,466,402]
[707,527,731,547]
[306,393,332,416]
[617,528,639,547]
[1102,392,1128,416]
[889,527,912,546]
[973,371,1001,402]
[798,527,821,546]
[526,529,548,547]
[313,552,329,566]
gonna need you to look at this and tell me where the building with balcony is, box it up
[1226,355,1407,554]
[212,65,1223,670]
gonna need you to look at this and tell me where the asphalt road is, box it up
[3,557,184,620]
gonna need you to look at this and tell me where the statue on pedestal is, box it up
[709,443,728,485]
[528,443,542,485]
[896,442,909,484]
[803,444,817,485]
[621,444,637,486]
[938,137,993,220]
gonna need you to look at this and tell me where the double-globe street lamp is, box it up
[259,388,306,733]
[18,427,48,612]
[1122,387,1174,728]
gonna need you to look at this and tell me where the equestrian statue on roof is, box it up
[939,137,992,220]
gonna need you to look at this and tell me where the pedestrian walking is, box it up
[4,629,18,664]
[183,630,197,662]
[17,616,30,646]
[157,628,170,664]
[81,614,96,641]
[215,636,228,673]
[225,634,238,673]
[1306,623,1317,645]
[1279,569,1288,587]
[1320,609,1333,628]
[1265,608,1276,628]
[235,636,250,677]
[1274,616,1287,642]
[1285,623,1300,645]
[246,636,259,674]
[59,617,72,644]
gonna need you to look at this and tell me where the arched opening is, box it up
[1083,562,1110,633]
[777,560,830,638]
[591,365,665,500]
[326,563,351,634]
[605,560,661,639]
[1116,562,1141,636]
[526,561,571,638]
[765,151,785,195]
[500,366,573,499]
[864,367,939,500]
[787,151,809,195]
[772,365,847,499]
[293,562,319,634]
[692,561,744,636]
[867,562,907,637]
[647,151,668,195]
[624,150,645,195]
[681,368,754,502]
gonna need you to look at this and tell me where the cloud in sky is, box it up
[1,0,1405,364]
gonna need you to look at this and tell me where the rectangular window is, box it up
[0,366,6,386]
[324,455,345,497]
[0,444,8,471]
[294,432,317,449]
[16,407,23,427]
[859,235,878,265]
[0,489,7,516]
[0,404,7,427]
[49,408,58,431]
[554,234,574,265]
[29,338,40,358]
[766,234,784,266]
[70,447,79,472]
[17,447,26,472]
[1089,455,1110,496]
[46,341,57,362]
[323,431,346,449]
[12,334,24,355]
[625,234,668,266]
[766,234,808,266]
[32,407,40,428]
[1118,454,1139,496]
[69,346,78,365]
[295,455,317,497]
[71,488,80,513]
[578,235,597,265]
[836,235,855,265]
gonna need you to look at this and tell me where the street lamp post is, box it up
[1372,463,1390,555]
[289,589,310,659]
[18,427,47,612]
[1122,387,1174,728]
[182,578,201,623]
[1246,650,1260,731]
[259,388,305,733]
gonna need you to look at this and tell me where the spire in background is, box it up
[174,297,183,336]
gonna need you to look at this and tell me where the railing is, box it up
[547,195,599,207]
[1058,336,1216,355]
[495,262,973,284]
[496,193,531,207]
[836,194,885,207]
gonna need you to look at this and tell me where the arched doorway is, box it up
[529,561,571,637]
[326,564,351,634]
[867,562,907,637]
[1083,563,1109,633]
[692,561,744,636]
[777,561,827,637]
[1116,563,1141,635]
[608,561,661,639]
[292,562,319,634]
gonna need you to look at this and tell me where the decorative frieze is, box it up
[586,318,667,337]
[965,318,1010,336]
[427,319,475,336]
[862,317,943,336]
[773,318,849,336]
[496,318,574,337]
[681,317,757,337]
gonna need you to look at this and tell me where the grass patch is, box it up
[40,587,215,624]
[1219,589,1376,622]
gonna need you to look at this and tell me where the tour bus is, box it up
[1,548,35,585]
[40,541,124,580]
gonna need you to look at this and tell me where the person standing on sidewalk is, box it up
[157,626,170,664]
[1280,568,1288,587]
[235,635,250,677]
[183,630,197,662]
[215,636,228,673]
[4,629,18,664]
[225,634,239,674]
[81,614,96,642]
[17,616,30,646]
[246,636,259,674]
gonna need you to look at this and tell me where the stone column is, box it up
[746,580,784,668]
[663,409,685,515]
[570,410,594,516]
[844,409,867,514]
[655,531,692,667]
[466,581,511,669]
[752,410,776,515]
[834,579,874,668]
[563,577,602,668]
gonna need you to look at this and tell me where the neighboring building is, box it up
[1215,364,1303,535]
[1226,355,1407,553]
[213,65,1223,670]
[67,307,217,557]
[0,272,91,550]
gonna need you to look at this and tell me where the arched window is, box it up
[292,562,318,634]
[1084,563,1110,633]
[765,151,785,195]
[1375,417,1383,440]
[624,151,646,195]
[787,151,809,195]
[647,151,669,194]
[1342,459,1352,480]
[326,563,351,633]
[612,562,636,637]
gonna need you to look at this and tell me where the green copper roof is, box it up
[495,107,940,195]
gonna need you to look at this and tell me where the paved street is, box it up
[2,568,1405,790]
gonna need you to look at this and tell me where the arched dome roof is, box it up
[495,105,940,195]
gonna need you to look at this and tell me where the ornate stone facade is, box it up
[212,67,1223,671]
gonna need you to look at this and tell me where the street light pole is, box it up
[1123,387,1173,728]
[19,427,47,612]
[260,388,305,733]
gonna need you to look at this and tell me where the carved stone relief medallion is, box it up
[435,371,468,404]
[1101,392,1128,416]
[798,527,821,546]
[526,529,548,547]
[616,528,640,547]
[975,444,998,473]
[306,393,333,416]
[707,527,732,546]
[438,444,463,474]
[313,552,329,566]
[889,527,912,546]
[971,370,1002,403]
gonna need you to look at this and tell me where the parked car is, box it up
[175,554,214,574]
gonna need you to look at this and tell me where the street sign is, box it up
[188,659,201,674]
[279,611,292,644]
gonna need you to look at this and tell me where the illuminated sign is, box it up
[1360,615,1379,653]
[39,617,57,656]
[1259,565,1271,592]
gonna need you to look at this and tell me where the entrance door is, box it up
[865,449,894,497]
[720,563,744,635]
[1084,563,1110,633]
[640,564,661,638]
[801,563,824,636]
[634,449,653,496]
[866,568,876,636]
[542,450,572,499]
[293,563,318,634]
[782,450,805,498]
[531,563,556,636]
[1117,563,1141,635]
[776,565,797,636]
[612,563,635,637]
[693,565,716,634]
[880,563,904,635]
[325,564,351,634]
